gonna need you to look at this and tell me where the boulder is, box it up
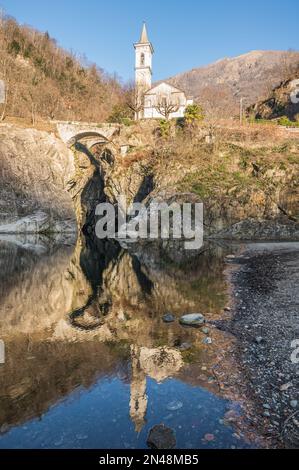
[179,313,205,327]
[147,424,176,449]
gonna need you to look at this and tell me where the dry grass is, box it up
[2,116,56,134]
[121,148,153,168]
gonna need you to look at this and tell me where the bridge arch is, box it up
[67,131,109,148]
[56,122,119,148]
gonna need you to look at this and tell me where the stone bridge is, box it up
[55,121,120,149]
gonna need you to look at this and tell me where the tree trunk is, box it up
[0,83,8,122]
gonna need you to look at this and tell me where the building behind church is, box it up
[134,24,193,120]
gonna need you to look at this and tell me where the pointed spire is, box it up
[140,22,149,43]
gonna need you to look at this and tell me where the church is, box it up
[134,24,193,120]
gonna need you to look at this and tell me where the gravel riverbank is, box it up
[226,243,299,448]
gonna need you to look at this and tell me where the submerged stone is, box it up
[166,400,183,411]
[204,433,215,442]
[147,424,176,449]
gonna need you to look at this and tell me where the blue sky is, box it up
[1,0,298,82]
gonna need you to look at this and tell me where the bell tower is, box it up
[134,23,154,118]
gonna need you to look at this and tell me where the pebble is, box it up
[290,400,298,408]
[202,327,210,335]
[280,382,292,391]
[76,434,88,441]
[202,337,212,345]
[204,433,215,442]
[224,410,239,422]
[255,336,264,344]
[166,400,183,411]
[163,414,173,421]
[163,313,175,323]
[178,342,192,351]
[54,437,64,446]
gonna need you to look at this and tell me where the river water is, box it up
[0,235,254,449]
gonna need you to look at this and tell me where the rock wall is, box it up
[248,77,299,121]
[0,124,77,233]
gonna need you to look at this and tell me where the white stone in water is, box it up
[166,400,183,411]
[179,313,205,326]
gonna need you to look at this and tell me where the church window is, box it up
[140,53,145,66]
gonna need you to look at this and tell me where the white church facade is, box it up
[134,24,193,120]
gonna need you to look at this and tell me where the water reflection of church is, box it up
[130,345,183,432]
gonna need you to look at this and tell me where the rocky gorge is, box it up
[0,121,298,241]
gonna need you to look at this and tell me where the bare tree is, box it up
[126,85,145,120]
[0,52,9,122]
[280,50,299,81]
[0,80,8,121]
[154,94,180,120]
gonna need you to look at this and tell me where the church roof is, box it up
[144,81,187,96]
[140,23,149,43]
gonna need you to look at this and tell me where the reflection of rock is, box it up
[0,239,78,336]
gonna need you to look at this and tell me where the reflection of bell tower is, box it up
[134,23,154,119]
[129,345,148,433]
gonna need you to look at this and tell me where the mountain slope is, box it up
[0,13,125,123]
[165,50,299,117]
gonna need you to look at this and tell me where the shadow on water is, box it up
[0,234,255,449]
